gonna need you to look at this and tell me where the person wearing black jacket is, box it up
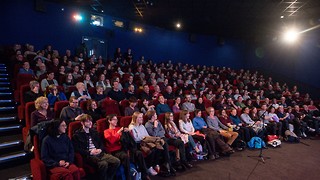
[72,114,120,180]
[41,119,81,180]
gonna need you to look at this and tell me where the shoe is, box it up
[142,174,151,180]
[148,167,158,176]
[215,154,220,159]
[197,151,208,156]
[208,155,215,160]
[302,132,307,138]
[170,167,177,173]
[182,162,193,168]
[308,127,315,132]
[154,165,160,173]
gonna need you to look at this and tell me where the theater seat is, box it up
[54,100,69,119]
[30,135,86,179]
[101,99,121,116]
[68,121,96,175]
[120,116,132,128]
[17,84,31,121]
[22,102,35,143]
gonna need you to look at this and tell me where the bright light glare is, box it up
[73,14,83,21]
[176,23,181,28]
[283,29,299,43]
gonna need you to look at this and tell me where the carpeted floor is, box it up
[0,139,319,180]
[154,139,320,180]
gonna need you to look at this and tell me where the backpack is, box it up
[247,136,266,149]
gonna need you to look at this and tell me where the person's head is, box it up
[131,111,144,125]
[84,73,91,81]
[158,95,165,104]
[143,84,149,93]
[39,63,46,71]
[206,107,215,115]
[35,96,49,110]
[129,97,137,107]
[96,85,104,94]
[99,74,105,81]
[128,84,135,92]
[165,112,174,124]
[142,98,149,106]
[48,84,58,94]
[66,73,73,80]
[221,109,227,116]
[107,114,118,128]
[47,71,54,80]
[47,119,67,137]
[29,80,40,92]
[112,80,119,91]
[197,97,203,104]
[179,110,190,122]
[269,106,276,113]
[230,108,237,116]
[86,99,97,110]
[23,61,30,69]
[146,110,157,122]
[194,109,202,117]
[242,107,250,114]
[79,114,93,129]
[175,97,181,105]
[261,103,267,110]
[251,107,257,114]
[69,96,79,108]
[185,94,191,102]
[76,82,85,91]
[278,105,284,113]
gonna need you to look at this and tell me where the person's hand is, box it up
[154,120,158,128]
[123,127,129,132]
[59,160,66,167]
[75,114,84,121]
[238,123,243,127]
[64,162,70,168]
[203,126,207,128]
[96,149,102,154]
[117,127,124,134]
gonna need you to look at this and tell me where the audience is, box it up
[31,96,54,127]
[24,80,43,103]
[60,96,83,124]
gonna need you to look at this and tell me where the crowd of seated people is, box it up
[8,43,320,179]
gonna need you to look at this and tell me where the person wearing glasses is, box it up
[47,84,67,107]
[60,96,83,124]
[41,119,81,180]
[72,114,120,180]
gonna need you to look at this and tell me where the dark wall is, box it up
[244,29,320,92]
[0,0,245,69]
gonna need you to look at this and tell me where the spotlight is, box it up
[134,27,143,33]
[280,15,284,19]
[283,29,299,43]
[176,23,181,28]
[61,8,64,11]
[73,14,83,21]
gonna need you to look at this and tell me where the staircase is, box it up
[0,63,31,169]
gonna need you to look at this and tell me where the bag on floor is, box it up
[247,136,266,149]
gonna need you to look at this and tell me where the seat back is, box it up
[68,121,82,139]
[25,102,36,129]
[20,84,31,105]
[119,99,130,116]
[120,116,132,128]
[16,74,35,90]
[101,99,121,116]
[96,118,107,136]
[54,101,69,119]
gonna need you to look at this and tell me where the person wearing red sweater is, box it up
[104,114,152,180]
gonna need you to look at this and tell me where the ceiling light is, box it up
[283,29,299,43]
[176,23,181,28]
[280,16,284,19]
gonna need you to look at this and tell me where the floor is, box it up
[1,139,319,180]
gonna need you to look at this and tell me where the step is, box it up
[0,116,17,123]
[0,82,10,85]
[0,106,16,111]
[0,92,12,95]
[0,69,7,72]
[0,140,23,150]
[0,77,8,81]
[0,73,9,77]
[0,151,27,164]
[0,87,10,90]
[0,124,21,133]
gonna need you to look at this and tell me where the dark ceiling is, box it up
[49,0,320,40]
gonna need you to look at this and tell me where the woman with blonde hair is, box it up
[128,112,159,176]
[31,96,54,127]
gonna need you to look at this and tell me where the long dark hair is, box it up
[47,119,65,137]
